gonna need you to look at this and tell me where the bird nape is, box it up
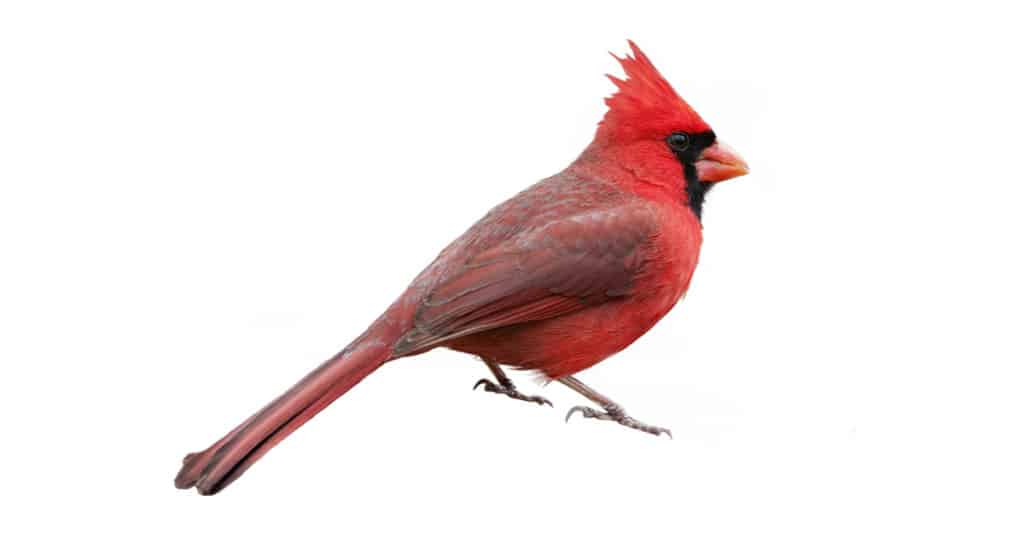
[175,40,749,495]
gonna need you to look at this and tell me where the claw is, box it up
[564,405,588,422]
[473,377,552,407]
[515,393,553,407]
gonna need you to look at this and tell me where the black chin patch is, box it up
[683,165,713,220]
[668,130,716,220]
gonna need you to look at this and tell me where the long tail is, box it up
[174,324,397,495]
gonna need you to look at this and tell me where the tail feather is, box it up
[175,336,393,495]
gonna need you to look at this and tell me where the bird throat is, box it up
[682,162,712,220]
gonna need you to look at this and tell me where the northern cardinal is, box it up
[175,41,748,495]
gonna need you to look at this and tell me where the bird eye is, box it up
[666,132,690,152]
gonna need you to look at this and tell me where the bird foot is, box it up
[473,378,552,407]
[565,403,672,438]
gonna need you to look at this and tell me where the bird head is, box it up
[593,41,748,217]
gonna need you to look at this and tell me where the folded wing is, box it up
[394,204,655,356]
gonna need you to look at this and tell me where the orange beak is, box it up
[695,140,749,182]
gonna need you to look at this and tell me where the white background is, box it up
[2,1,1022,533]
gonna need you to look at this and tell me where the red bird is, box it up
[175,41,749,495]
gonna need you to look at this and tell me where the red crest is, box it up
[597,41,709,143]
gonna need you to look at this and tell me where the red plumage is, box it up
[176,41,748,495]
[599,41,709,143]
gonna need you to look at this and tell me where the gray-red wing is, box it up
[393,204,656,356]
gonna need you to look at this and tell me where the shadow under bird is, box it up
[176,41,749,495]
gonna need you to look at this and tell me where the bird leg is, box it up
[560,376,671,438]
[473,358,552,407]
